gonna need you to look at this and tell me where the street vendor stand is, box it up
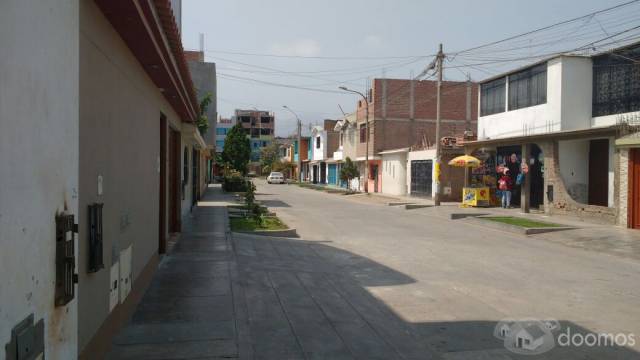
[449,154,494,207]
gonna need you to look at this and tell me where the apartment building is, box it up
[215,117,236,153]
[235,109,275,174]
[465,41,640,226]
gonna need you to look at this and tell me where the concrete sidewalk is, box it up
[108,184,441,359]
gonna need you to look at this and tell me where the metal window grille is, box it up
[55,214,78,306]
[593,44,640,117]
[87,203,104,273]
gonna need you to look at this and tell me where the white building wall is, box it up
[381,153,408,195]
[407,150,437,197]
[0,1,79,359]
[560,57,593,131]
[312,130,327,161]
[558,139,590,204]
[478,57,598,140]
[558,137,615,207]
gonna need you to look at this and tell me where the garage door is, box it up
[328,164,337,185]
[411,160,432,197]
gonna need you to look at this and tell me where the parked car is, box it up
[267,172,285,184]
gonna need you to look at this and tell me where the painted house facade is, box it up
[1,1,209,359]
[309,120,339,184]
[466,42,640,226]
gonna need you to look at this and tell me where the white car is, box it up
[267,172,285,184]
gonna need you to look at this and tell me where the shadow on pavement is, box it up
[108,185,639,360]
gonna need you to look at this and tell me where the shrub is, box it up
[222,170,248,192]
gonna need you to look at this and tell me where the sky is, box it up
[180,0,637,136]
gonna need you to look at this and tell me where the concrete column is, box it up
[521,143,530,213]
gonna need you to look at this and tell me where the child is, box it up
[498,169,514,208]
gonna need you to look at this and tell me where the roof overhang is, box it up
[464,126,617,147]
[94,0,199,122]
[379,147,410,155]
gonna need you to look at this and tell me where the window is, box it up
[508,63,547,111]
[261,116,272,123]
[216,128,227,135]
[251,128,260,138]
[316,136,321,149]
[240,116,251,123]
[216,140,224,149]
[359,124,367,143]
[593,44,640,117]
[480,77,506,116]
[262,141,267,147]
[260,128,271,135]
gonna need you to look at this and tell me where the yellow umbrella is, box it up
[448,155,481,168]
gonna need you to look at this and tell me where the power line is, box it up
[454,0,640,55]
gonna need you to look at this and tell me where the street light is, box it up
[282,105,303,183]
[339,86,370,193]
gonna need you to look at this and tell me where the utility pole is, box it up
[282,105,303,183]
[434,43,444,206]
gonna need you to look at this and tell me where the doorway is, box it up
[588,139,609,206]
[320,162,327,183]
[159,115,167,254]
[168,128,181,233]
[410,160,432,197]
[529,144,544,209]
[629,148,640,229]
[371,164,379,192]
[191,148,199,209]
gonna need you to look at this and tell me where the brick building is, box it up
[353,78,478,192]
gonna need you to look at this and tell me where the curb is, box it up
[388,202,413,206]
[467,217,576,235]
[405,204,432,210]
[234,228,298,238]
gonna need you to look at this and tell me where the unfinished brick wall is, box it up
[543,140,617,224]
[355,78,478,158]
[618,148,629,227]
[184,50,204,62]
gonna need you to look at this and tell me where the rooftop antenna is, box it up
[199,33,205,52]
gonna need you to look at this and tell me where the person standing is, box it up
[498,169,514,208]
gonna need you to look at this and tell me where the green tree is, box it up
[260,142,281,173]
[197,92,213,135]
[340,157,360,190]
[222,124,251,174]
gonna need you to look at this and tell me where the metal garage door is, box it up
[328,164,337,185]
[410,160,432,197]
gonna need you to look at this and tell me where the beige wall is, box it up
[78,1,183,352]
[0,1,79,358]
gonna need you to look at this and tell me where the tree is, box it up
[197,92,213,135]
[222,124,251,174]
[260,142,281,173]
[340,157,360,190]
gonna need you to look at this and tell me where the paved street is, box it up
[109,182,640,359]
[256,180,640,359]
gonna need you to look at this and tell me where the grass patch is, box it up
[230,216,288,232]
[482,216,561,228]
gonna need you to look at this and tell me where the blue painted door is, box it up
[328,164,337,185]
